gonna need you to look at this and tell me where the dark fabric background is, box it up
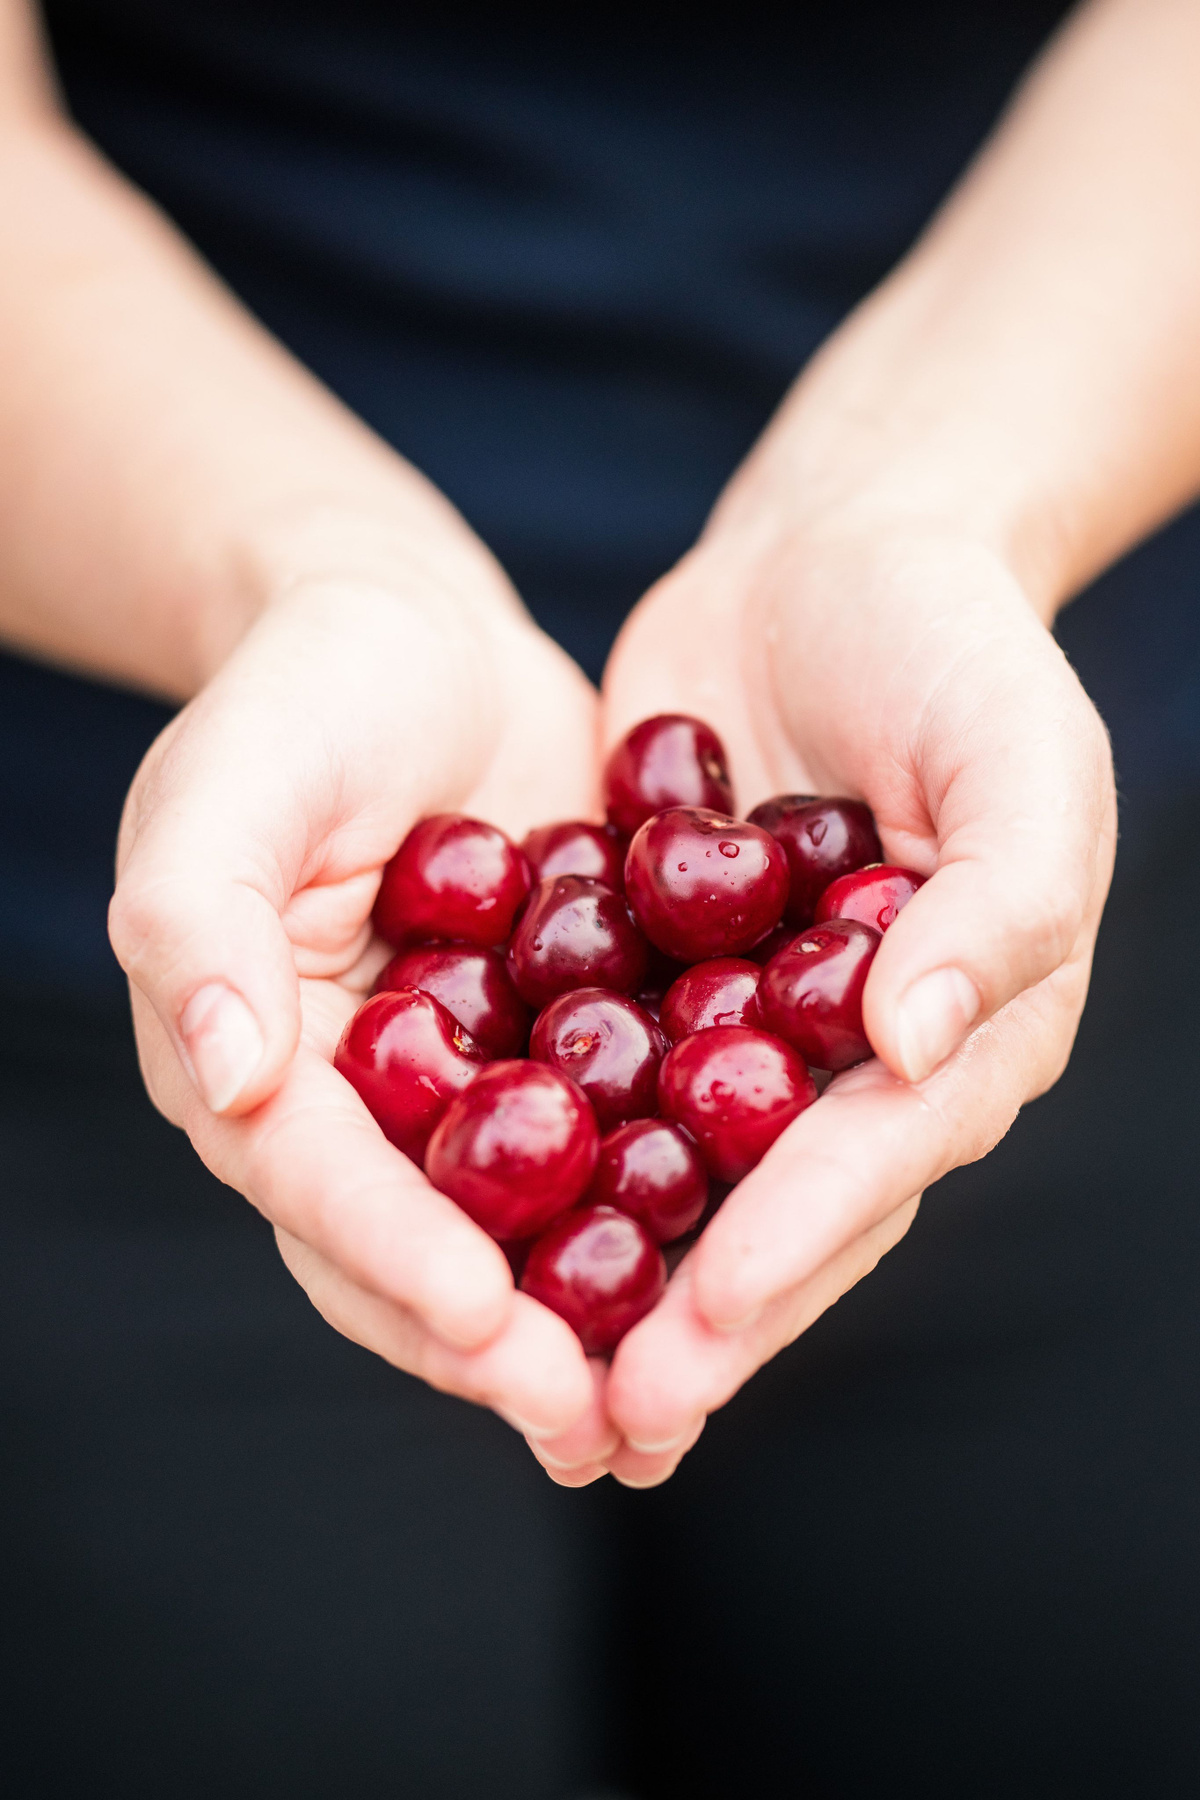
[3,5,1199,1793]
[3,788,1198,1799]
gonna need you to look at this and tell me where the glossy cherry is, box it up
[530,988,667,1132]
[334,988,486,1162]
[624,807,788,963]
[746,796,881,928]
[604,714,734,836]
[758,919,881,1070]
[377,943,530,1057]
[747,922,800,967]
[521,1204,666,1355]
[814,863,926,933]
[424,1060,599,1241]
[659,957,762,1043]
[507,875,648,1010]
[522,819,627,890]
[657,1026,816,1183]
[373,813,531,949]
[587,1118,709,1243]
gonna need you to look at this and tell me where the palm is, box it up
[565,518,1116,1477]
[113,582,604,1442]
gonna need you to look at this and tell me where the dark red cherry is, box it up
[657,1026,816,1183]
[377,943,530,1057]
[814,863,926,933]
[424,1060,599,1241]
[604,714,734,836]
[507,876,648,1010]
[747,922,800,967]
[530,989,667,1132]
[746,796,881,928]
[373,814,531,949]
[624,808,788,963]
[522,820,627,890]
[660,957,762,1044]
[758,919,881,1071]
[521,1204,666,1355]
[587,1118,709,1243]
[334,988,486,1163]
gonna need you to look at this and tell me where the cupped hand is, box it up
[530,482,1115,1487]
[109,565,601,1440]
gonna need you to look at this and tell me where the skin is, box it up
[2,1,1200,1483]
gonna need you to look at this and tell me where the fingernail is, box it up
[527,1442,574,1469]
[527,1441,598,1472]
[179,983,265,1112]
[625,1427,694,1455]
[497,1408,558,1437]
[546,1464,609,1488]
[895,968,980,1083]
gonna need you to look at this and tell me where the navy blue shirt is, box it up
[5,0,1197,996]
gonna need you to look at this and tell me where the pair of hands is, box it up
[108,444,1116,1490]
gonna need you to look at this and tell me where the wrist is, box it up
[703,256,1113,628]
[191,478,526,691]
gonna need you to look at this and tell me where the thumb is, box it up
[866,647,1116,1086]
[109,712,310,1118]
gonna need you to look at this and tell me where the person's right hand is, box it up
[108,558,604,1445]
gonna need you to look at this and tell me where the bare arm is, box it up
[0,0,602,1447]
[731,0,1200,620]
[581,0,1200,1477]
[0,0,517,698]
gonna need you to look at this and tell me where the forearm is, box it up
[720,0,1200,619]
[0,3,516,699]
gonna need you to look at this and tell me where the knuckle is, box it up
[107,873,174,977]
[1028,882,1085,970]
[137,1050,182,1125]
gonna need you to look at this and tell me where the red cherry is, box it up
[424,1061,599,1241]
[530,988,667,1132]
[657,1026,816,1183]
[521,1204,666,1355]
[624,807,788,963]
[604,714,734,836]
[376,943,530,1057]
[522,819,627,890]
[747,922,800,967]
[758,919,881,1070]
[373,814,531,949]
[814,863,926,933]
[587,1118,708,1243]
[506,875,648,1010]
[659,957,762,1043]
[746,796,881,928]
[334,988,486,1162]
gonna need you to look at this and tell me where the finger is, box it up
[606,1415,707,1490]
[541,1462,611,1488]
[141,989,518,1349]
[689,958,1081,1333]
[109,589,497,1119]
[866,626,1115,1082]
[607,1200,919,1451]
[523,1358,621,1472]
[277,1230,594,1437]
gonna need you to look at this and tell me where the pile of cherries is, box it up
[335,715,923,1356]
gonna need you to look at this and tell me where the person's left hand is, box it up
[520,452,1116,1490]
